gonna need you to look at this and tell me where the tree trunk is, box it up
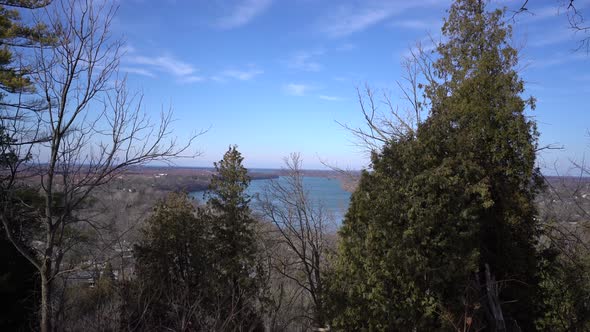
[484,264,506,332]
[40,264,52,332]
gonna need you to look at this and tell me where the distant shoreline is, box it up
[16,164,360,194]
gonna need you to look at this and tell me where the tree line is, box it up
[1,0,589,331]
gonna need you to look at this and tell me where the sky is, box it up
[106,0,589,172]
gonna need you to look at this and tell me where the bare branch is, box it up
[257,153,335,329]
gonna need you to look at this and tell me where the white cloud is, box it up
[333,75,353,82]
[221,68,264,80]
[319,1,441,37]
[513,6,561,23]
[319,95,344,101]
[120,66,155,78]
[286,51,324,72]
[322,7,391,37]
[390,19,440,31]
[401,37,439,59]
[528,52,586,68]
[129,55,196,77]
[120,44,136,55]
[335,43,356,51]
[217,0,273,29]
[284,83,312,96]
[124,53,202,83]
[528,30,576,47]
[212,67,264,82]
[181,75,204,83]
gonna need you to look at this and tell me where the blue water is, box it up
[190,176,351,223]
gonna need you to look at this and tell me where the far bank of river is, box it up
[190,176,351,222]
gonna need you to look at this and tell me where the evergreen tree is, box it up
[206,145,262,330]
[330,0,543,330]
[133,148,263,331]
[0,0,51,97]
[536,246,590,331]
[134,192,215,330]
[136,192,213,293]
[0,2,50,327]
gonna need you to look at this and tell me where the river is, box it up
[190,176,352,222]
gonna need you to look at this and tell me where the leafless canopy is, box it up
[257,153,335,329]
[336,41,437,158]
[512,0,590,52]
[0,1,203,331]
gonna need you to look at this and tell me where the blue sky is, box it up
[110,0,589,172]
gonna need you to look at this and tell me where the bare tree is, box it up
[0,1,202,331]
[256,220,311,331]
[512,0,590,52]
[566,0,590,52]
[258,153,336,330]
[336,41,437,158]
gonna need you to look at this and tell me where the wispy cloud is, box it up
[120,44,136,55]
[284,83,313,96]
[528,52,586,68]
[513,6,561,24]
[319,95,344,101]
[319,1,440,37]
[129,55,196,77]
[181,75,204,83]
[401,37,439,59]
[335,43,356,51]
[124,49,264,84]
[124,53,201,83]
[390,19,440,31]
[120,66,155,78]
[528,30,575,47]
[286,50,324,72]
[217,0,272,29]
[213,68,264,81]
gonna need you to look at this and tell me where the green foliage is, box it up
[208,145,252,219]
[207,145,257,284]
[134,192,214,328]
[133,146,264,330]
[536,245,590,331]
[329,0,543,330]
[206,145,263,330]
[135,192,212,289]
[0,0,52,96]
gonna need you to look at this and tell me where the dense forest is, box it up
[1,0,589,331]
